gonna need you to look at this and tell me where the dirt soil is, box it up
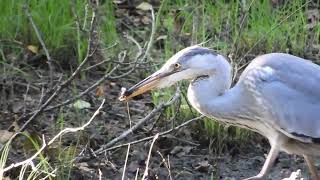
[0,71,315,180]
[1,1,319,180]
[70,89,315,180]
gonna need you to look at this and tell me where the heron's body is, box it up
[188,53,320,156]
[120,46,320,179]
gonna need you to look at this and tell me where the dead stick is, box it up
[95,88,181,154]
[23,4,53,87]
[17,9,96,131]
[19,35,139,117]
[2,100,105,173]
[97,115,204,153]
[0,4,100,153]
[142,133,159,179]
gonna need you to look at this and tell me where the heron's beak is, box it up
[119,71,173,101]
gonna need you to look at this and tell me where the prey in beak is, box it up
[119,71,174,101]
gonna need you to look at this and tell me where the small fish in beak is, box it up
[119,71,175,101]
[118,87,128,101]
[119,73,162,101]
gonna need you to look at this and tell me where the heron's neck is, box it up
[187,57,244,121]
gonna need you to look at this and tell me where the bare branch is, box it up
[142,133,159,179]
[0,4,102,154]
[14,33,140,121]
[16,3,99,132]
[141,6,156,62]
[95,88,181,153]
[44,64,119,111]
[23,4,54,87]
[1,99,105,174]
[121,144,131,180]
[101,115,204,152]
[157,151,173,180]
[82,59,110,72]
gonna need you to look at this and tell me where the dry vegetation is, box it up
[0,0,319,179]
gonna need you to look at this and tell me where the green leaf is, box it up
[73,100,91,109]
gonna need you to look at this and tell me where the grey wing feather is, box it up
[239,53,320,142]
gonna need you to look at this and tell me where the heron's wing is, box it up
[239,53,320,143]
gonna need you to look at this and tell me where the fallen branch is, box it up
[20,3,157,119]
[1,99,105,176]
[94,88,181,154]
[23,4,54,87]
[157,151,172,180]
[96,115,204,154]
[141,6,156,62]
[142,133,159,180]
[44,63,120,111]
[121,144,131,180]
[43,36,136,112]
[15,2,99,132]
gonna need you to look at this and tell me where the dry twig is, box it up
[23,4,54,87]
[97,115,204,153]
[95,88,181,153]
[121,144,131,180]
[0,1,101,153]
[1,99,105,177]
[142,133,159,180]
[141,6,156,62]
[17,2,98,130]
[157,151,173,180]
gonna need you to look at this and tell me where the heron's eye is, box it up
[173,63,181,70]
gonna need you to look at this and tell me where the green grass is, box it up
[0,0,118,62]
[0,140,11,178]
[21,132,53,180]
[1,0,78,50]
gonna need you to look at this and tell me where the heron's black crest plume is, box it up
[178,47,217,62]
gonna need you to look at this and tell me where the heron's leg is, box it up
[303,154,320,180]
[244,145,280,180]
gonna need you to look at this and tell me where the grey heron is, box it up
[119,46,320,179]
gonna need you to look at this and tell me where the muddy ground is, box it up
[69,83,316,180]
[0,71,316,179]
[1,1,319,180]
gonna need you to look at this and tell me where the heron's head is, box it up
[119,46,228,101]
